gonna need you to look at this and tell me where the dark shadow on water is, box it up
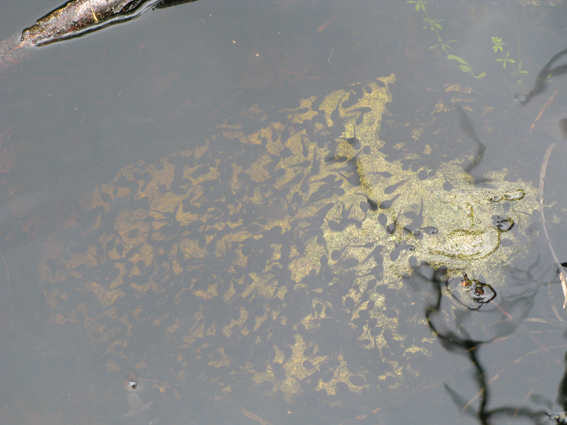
[409,262,564,425]
[521,47,567,106]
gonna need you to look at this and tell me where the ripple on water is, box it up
[121,376,154,425]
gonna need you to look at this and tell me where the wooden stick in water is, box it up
[539,142,567,308]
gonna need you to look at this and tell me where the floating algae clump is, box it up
[39,73,538,406]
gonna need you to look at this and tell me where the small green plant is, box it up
[407,0,486,79]
[491,36,528,84]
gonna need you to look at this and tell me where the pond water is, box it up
[1,1,567,424]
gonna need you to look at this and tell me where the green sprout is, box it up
[491,36,528,84]
[407,1,486,79]
[497,51,515,69]
[491,36,504,53]
[409,0,426,12]
[423,16,443,32]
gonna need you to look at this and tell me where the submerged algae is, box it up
[39,73,538,403]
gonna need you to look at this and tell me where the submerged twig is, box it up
[529,89,557,133]
[539,142,567,308]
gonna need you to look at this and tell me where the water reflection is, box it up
[521,47,567,106]
[453,104,490,186]
[411,262,565,425]
[2,0,567,424]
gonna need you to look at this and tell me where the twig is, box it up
[240,408,273,425]
[539,142,567,308]
[529,89,557,133]
[317,12,339,32]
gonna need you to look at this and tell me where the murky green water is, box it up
[1,1,567,424]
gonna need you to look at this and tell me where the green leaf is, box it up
[429,44,439,50]
[447,55,470,65]
[408,0,426,11]
[477,72,487,79]
[459,65,472,73]
[491,36,504,53]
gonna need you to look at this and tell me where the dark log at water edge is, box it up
[0,0,198,71]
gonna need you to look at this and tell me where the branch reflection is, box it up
[411,262,556,424]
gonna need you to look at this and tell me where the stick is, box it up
[539,142,567,308]
[529,89,558,133]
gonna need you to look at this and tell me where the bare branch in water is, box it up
[529,89,558,133]
[539,142,567,308]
